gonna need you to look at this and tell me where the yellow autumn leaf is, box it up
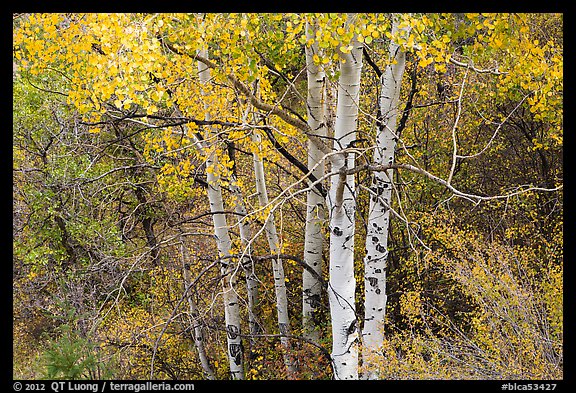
[418,57,433,68]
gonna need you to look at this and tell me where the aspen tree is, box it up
[180,236,215,379]
[302,16,327,344]
[327,13,363,380]
[229,180,260,350]
[230,102,260,352]
[251,128,297,376]
[197,46,244,379]
[362,14,409,379]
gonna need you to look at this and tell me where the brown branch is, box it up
[396,66,418,139]
[261,126,327,197]
[25,76,68,97]
[362,47,382,78]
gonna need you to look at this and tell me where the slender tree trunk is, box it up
[180,236,215,380]
[302,18,327,344]
[327,15,363,380]
[229,108,260,351]
[362,14,408,380]
[134,186,159,265]
[251,130,297,376]
[197,48,244,380]
[229,178,260,350]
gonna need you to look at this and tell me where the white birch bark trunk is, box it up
[197,49,244,380]
[361,15,408,380]
[251,130,297,376]
[302,19,327,343]
[180,236,215,380]
[327,17,363,380]
[230,180,260,349]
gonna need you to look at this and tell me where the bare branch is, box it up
[447,66,469,185]
[150,259,220,378]
[458,92,532,159]
[449,56,508,75]
[345,163,563,203]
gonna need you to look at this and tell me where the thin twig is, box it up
[447,66,469,185]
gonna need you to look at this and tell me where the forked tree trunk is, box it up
[362,14,408,380]
[327,15,363,380]
[302,18,327,344]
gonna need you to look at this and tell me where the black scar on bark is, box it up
[376,243,387,253]
[310,294,321,308]
[227,324,239,340]
[333,227,343,236]
[279,322,289,335]
[346,319,357,335]
[367,277,378,287]
[304,290,321,309]
[371,236,379,243]
[375,268,382,273]
[229,343,242,366]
